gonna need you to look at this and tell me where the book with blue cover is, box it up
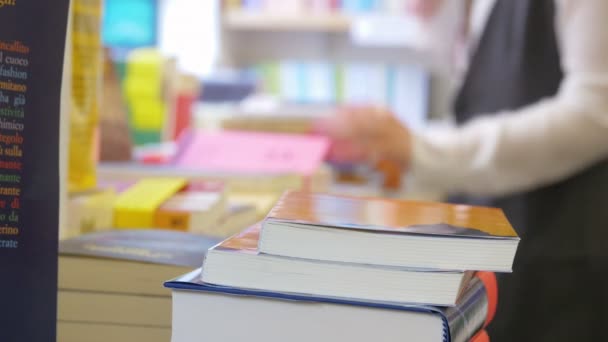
[165,268,490,342]
[60,229,221,267]
[59,230,221,296]
[0,1,70,341]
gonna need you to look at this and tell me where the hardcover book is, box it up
[260,191,520,271]
[202,224,472,306]
[59,229,221,296]
[166,268,493,342]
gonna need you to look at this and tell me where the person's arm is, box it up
[410,0,608,196]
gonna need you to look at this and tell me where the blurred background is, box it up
[100,0,459,144]
[60,2,466,340]
[67,0,467,239]
[58,1,608,341]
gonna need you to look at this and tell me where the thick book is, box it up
[165,269,493,342]
[58,290,172,327]
[57,321,170,342]
[260,191,520,271]
[202,224,472,306]
[59,230,220,296]
[0,1,70,341]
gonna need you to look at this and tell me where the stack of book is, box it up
[66,177,259,239]
[57,230,220,342]
[166,191,520,341]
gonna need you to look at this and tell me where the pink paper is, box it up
[175,131,330,176]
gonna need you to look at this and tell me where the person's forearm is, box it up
[409,85,608,196]
[408,0,608,197]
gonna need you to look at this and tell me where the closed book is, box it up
[57,321,170,342]
[260,191,520,272]
[165,269,492,342]
[203,224,472,306]
[59,230,220,296]
[154,182,227,233]
[58,291,172,327]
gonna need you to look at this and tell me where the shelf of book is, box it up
[224,10,351,32]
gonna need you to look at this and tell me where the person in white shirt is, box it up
[322,1,608,341]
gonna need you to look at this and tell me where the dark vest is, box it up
[453,0,608,340]
[454,0,608,261]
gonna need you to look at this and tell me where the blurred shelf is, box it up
[224,10,351,32]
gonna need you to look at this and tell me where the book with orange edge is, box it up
[259,191,520,272]
[202,223,473,307]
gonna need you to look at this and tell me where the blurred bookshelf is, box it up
[217,0,433,131]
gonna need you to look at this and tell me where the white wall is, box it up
[158,0,220,77]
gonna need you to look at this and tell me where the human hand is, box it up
[319,106,412,171]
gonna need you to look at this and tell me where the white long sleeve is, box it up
[409,0,608,196]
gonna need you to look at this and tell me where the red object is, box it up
[170,94,195,141]
[471,330,490,342]
[466,272,498,342]
[141,154,171,165]
[476,271,498,328]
